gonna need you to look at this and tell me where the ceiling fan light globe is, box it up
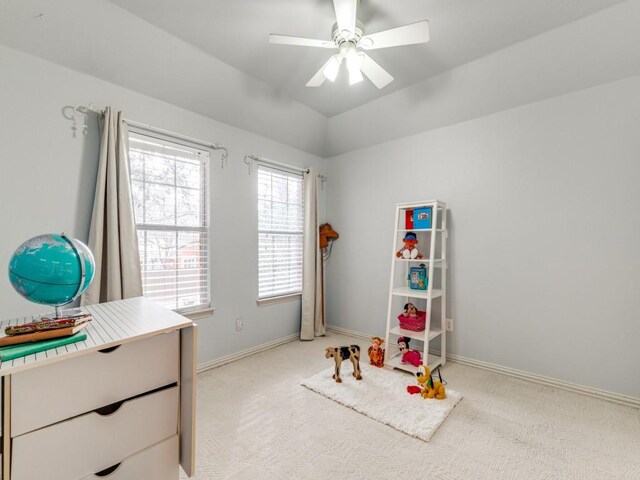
[323,55,342,82]
[348,67,363,85]
[346,49,364,69]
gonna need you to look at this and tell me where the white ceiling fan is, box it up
[269,0,429,89]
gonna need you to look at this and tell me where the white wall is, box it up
[0,45,325,365]
[325,74,640,398]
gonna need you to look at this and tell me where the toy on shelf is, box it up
[415,365,446,400]
[368,336,385,367]
[408,263,427,290]
[396,232,423,259]
[402,303,418,318]
[325,345,363,383]
[397,336,422,367]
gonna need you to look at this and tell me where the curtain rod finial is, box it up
[243,155,254,175]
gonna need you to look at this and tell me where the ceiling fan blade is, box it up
[269,34,334,48]
[333,0,357,34]
[360,53,394,89]
[360,20,430,50]
[306,58,333,87]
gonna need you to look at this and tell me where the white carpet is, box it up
[182,333,640,480]
[301,362,462,441]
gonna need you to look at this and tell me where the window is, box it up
[257,165,304,299]
[129,131,210,312]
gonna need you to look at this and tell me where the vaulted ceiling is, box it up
[109,0,624,117]
[0,0,632,156]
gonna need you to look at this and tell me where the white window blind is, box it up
[129,131,210,312]
[257,165,304,299]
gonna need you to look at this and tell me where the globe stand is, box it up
[50,304,81,319]
[48,234,88,319]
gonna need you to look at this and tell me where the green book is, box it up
[0,332,87,362]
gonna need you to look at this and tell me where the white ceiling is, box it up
[107,0,625,117]
[0,0,630,156]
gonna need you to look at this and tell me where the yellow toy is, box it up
[416,365,446,400]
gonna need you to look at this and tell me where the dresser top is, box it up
[0,297,193,376]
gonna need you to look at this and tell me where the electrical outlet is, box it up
[235,317,244,332]
[446,318,453,332]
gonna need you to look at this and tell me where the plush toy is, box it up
[396,232,423,259]
[368,336,385,367]
[319,223,339,249]
[414,365,447,400]
[401,303,418,318]
[397,336,422,367]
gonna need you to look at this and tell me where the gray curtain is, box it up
[300,167,324,340]
[81,107,142,305]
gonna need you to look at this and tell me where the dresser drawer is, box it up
[11,386,178,480]
[80,435,178,480]
[11,330,179,436]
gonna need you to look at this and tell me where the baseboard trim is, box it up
[445,352,640,408]
[197,332,299,374]
[325,324,372,341]
[326,325,640,409]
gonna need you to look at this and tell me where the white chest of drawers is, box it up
[0,297,197,480]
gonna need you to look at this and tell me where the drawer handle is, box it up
[98,345,122,354]
[95,399,125,416]
[95,462,122,477]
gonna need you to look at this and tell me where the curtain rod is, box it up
[243,154,310,176]
[243,155,327,186]
[125,119,229,169]
[63,103,229,168]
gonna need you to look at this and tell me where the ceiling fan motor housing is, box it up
[331,20,365,47]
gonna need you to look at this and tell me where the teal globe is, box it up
[8,234,95,307]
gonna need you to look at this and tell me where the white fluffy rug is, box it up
[301,362,462,441]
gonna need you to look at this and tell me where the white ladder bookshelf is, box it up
[384,200,448,373]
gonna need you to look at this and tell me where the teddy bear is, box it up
[396,232,423,259]
[368,336,385,367]
[397,336,422,367]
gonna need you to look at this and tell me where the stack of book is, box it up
[0,313,91,361]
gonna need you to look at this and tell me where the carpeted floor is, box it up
[182,333,640,480]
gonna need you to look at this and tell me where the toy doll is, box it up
[396,232,423,259]
[368,336,385,367]
[401,303,418,318]
[397,336,422,367]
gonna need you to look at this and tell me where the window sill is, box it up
[257,293,301,306]
[178,307,216,320]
